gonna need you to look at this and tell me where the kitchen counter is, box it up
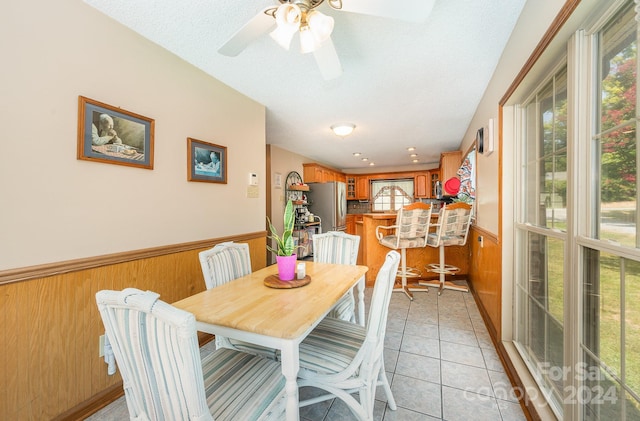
[358,213,469,286]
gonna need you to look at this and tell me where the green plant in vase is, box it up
[266,200,297,280]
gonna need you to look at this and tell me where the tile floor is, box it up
[86,288,526,421]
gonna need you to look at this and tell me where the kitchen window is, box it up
[370,180,413,212]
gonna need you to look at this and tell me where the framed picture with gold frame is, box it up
[77,96,154,169]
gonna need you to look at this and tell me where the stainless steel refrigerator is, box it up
[307,181,347,232]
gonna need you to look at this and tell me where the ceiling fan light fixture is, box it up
[307,10,334,43]
[299,25,318,54]
[331,122,355,137]
[270,3,301,50]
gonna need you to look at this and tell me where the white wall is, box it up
[268,146,309,264]
[0,0,266,270]
[460,0,566,235]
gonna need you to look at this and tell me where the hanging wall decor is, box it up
[77,96,154,169]
[187,137,227,184]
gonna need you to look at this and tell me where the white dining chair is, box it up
[312,231,363,325]
[95,288,287,421]
[199,241,278,359]
[293,250,401,420]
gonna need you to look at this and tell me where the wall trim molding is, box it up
[500,0,581,106]
[0,231,266,286]
[470,224,499,244]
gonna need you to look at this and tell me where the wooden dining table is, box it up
[173,261,368,421]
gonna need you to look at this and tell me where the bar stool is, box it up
[376,202,432,300]
[420,202,473,295]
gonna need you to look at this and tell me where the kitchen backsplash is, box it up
[347,198,446,214]
[347,201,371,214]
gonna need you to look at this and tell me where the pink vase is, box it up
[276,254,297,281]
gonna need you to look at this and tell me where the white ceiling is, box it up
[84,0,526,171]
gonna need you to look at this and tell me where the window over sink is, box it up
[370,179,413,212]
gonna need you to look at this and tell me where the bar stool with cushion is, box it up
[420,202,473,295]
[313,231,363,325]
[199,241,278,359]
[375,202,432,300]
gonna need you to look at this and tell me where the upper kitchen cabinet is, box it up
[414,171,429,198]
[346,176,356,199]
[439,151,462,184]
[303,163,345,183]
[430,170,441,198]
[355,176,369,200]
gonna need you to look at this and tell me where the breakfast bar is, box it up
[357,213,470,286]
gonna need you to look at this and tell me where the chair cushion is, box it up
[380,235,426,249]
[326,290,355,322]
[227,340,278,360]
[427,232,465,247]
[203,348,285,420]
[296,317,366,374]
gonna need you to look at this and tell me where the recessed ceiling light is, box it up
[412,159,419,163]
[369,162,375,166]
[410,153,417,158]
[353,152,361,156]
[361,158,368,161]
[407,147,416,152]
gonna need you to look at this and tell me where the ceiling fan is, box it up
[218,0,436,80]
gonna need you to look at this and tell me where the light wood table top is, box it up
[174,261,368,340]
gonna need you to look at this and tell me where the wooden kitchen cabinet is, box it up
[430,170,440,198]
[439,151,462,184]
[346,214,355,234]
[346,214,364,236]
[346,176,356,199]
[355,176,369,200]
[414,171,429,198]
[303,163,345,183]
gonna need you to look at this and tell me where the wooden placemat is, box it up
[264,274,311,289]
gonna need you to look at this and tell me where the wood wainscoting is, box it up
[468,225,501,340]
[0,233,266,421]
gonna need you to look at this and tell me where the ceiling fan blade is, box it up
[313,37,342,80]
[218,7,276,57]
[335,0,436,23]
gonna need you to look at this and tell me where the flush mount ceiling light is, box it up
[352,152,361,156]
[331,123,355,137]
[407,147,416,151]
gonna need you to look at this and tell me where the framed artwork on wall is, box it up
[77,96,154,169]
[187,138,227,184]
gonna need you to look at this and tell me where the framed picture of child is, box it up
[187,138,227,184]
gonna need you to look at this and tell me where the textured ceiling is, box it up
[84,0,526,171]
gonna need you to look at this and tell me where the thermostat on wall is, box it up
[249,173,258,186]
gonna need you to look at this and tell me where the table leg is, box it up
[280,341,300,421]
[357,275,365,327]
